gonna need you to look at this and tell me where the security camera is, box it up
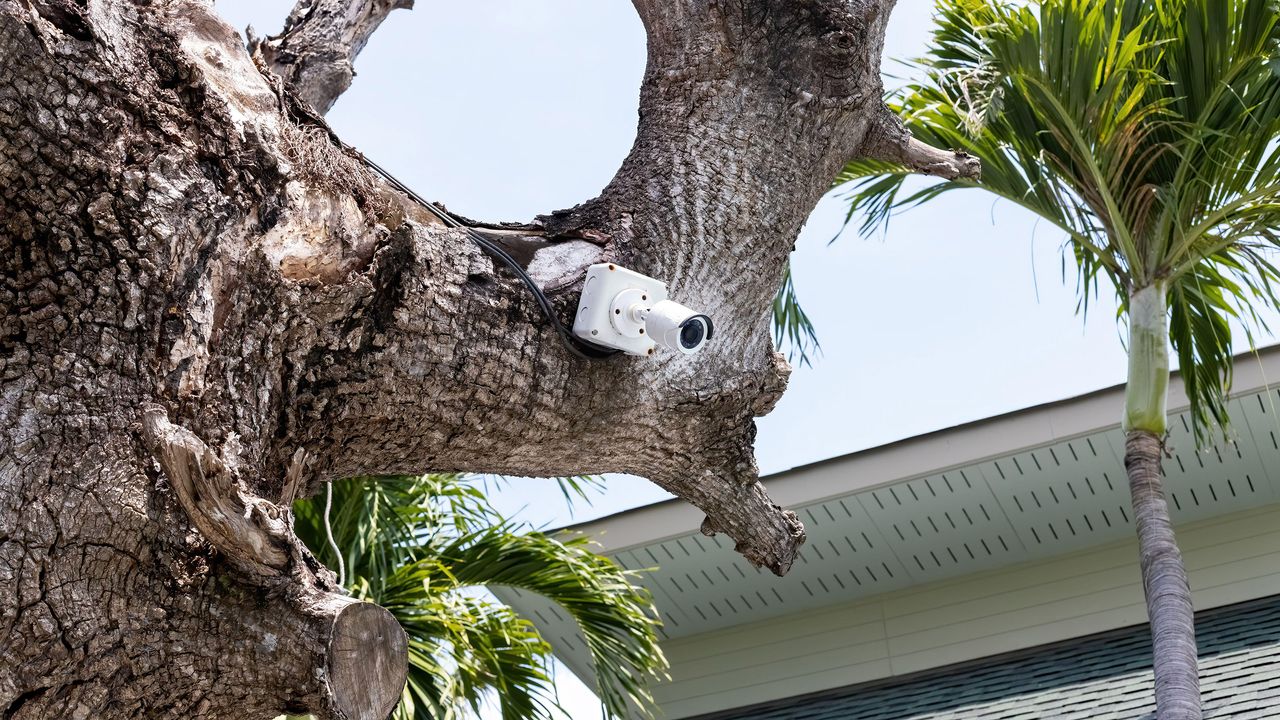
[572,263,714,356]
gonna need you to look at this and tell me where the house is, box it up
[494,348,1280,719]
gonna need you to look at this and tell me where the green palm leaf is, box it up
[434,528,667,717]
[293,475,667,720]
[836,0,1280,442]
[772,262,821,367]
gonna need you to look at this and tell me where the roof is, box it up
[689,594,1280,720]
[493,346,1280,689]
[562,345,1280,554]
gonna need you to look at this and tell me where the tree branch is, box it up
[253,0,911,577]
[251,0,413,114]
[861,106,982,180]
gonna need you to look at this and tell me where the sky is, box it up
[213,2,1275,717]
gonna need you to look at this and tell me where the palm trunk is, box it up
[1123,282,1201,720]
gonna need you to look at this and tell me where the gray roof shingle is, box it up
[689,595,1280,720]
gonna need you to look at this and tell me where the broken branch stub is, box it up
[143,406,293,583]
[141,407,407,720]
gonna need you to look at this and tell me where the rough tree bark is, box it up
[0,0,977,717]
[1126,431,1200,720]
[252,0,413,115]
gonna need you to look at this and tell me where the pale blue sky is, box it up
[214,2,1275,716]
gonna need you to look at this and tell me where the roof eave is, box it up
[562,344,1280,554]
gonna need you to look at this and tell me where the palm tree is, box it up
[836,1,1280,717]
[290,474,667,720]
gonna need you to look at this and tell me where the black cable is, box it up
[353,152,619,361]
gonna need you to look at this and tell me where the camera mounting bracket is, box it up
[573,263,667,356]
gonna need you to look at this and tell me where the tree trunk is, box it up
[0,0,975,717]
[1124,283,1201,720]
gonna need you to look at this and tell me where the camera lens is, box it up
[679,317,708,350]
[644,302,714,355]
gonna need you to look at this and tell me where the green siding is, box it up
[691,595,1280,720]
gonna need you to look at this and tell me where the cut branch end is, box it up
[324,599,409,720]
[860,108,982,181]
[898,138,982,181]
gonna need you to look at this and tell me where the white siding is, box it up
[654,503,1280,718]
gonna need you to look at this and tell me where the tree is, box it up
[836,1,1280,718]
[0,0,976,717]
[288,474,664,720]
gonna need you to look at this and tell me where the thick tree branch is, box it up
[251,0,413,114]
[256,0,914,577]
[861,106,982,180]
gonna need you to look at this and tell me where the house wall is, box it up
[655,503,1280,719]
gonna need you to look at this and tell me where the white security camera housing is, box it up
[572,263,714,356]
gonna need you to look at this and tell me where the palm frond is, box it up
[836,0,1280,442]
[438,528,668,719]
[551,475,606,510]
[772,262,821,367]
[293,475,665,720]
[380,565,560,720]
